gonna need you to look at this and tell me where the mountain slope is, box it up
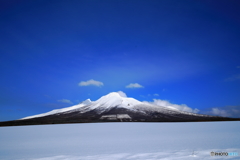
[21,99,92,120]
[0,92,239,126]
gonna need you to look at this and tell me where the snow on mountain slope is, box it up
[21,99,92,120]
[21,92,144,119]
[86,92,142,113]
[133,103,207,117]
[21,92,208,120]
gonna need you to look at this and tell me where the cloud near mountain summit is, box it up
[79,79,104,87]
[126,83,144,88]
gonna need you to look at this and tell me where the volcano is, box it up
[0,92,238,126]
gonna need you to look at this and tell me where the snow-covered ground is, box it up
[0,122,239,160]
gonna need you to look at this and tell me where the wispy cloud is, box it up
[141,93,159,97]
[205,106,240,118]
[78,79,103,87]
[144,99,199,113]
[57,99,72,104]
[117,91,127,97]
[209,108,230,117]
[225,74,240,81]
[126,83,144,88]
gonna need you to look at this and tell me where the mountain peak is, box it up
[91,91,142,113]
[95,92,123,107]
[101,91,127,98]
[17,91,228,124]
[81,99,92,105]
[105,92,124,98]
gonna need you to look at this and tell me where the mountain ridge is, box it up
[0,92,239,127]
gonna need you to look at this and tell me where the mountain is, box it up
[0,92,238,126]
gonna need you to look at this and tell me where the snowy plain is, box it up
[0,122,239,160]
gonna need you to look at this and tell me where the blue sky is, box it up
[0,0,240,121]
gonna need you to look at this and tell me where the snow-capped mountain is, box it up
[21,92,141,120]
[0,92,237,126]
[20,92,223,120]
[21,92,203,120]
[21,99,92,120]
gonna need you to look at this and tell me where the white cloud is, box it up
[210,108,230,117]
[153,94,159,96]
[126,83,144,88]
[144,99,199,113]
[117,91,127,97]
[202,106,240,118]
[78,79,103,87]
[225,74,240,81]
[57,99,72,104]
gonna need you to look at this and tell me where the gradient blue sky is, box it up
[1,0,240,121]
